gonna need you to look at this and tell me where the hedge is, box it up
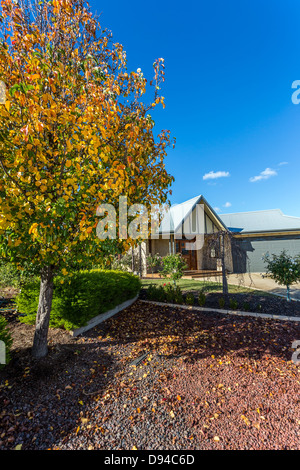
[16,269,141,331]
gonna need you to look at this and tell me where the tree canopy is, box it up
[0,0,174,356]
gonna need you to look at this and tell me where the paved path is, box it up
[227,272,300,301]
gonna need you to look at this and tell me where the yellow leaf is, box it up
[241,415,250,426]
[66,160,72,168]
[170,410,175,418]
[29,223,38,235]
[132,446,137,450]
[213,436,220,442]
[14,444,22,450]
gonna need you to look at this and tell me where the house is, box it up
[141,194,300,276]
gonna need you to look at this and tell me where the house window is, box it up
[210,248,216,258]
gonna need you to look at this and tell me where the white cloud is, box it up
[203,170,230,180]
[278,161,288,166]
[213,207,221,212]
[249,167,277,183]
[223,202,231,208]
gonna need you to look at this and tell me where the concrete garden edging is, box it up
[139,299,300,322]
[70,294,139,336]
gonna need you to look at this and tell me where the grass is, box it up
[141,277,268,295]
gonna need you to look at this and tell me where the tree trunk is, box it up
[32,266,54,359]
[139,243,142,278]
[132,246,135,273]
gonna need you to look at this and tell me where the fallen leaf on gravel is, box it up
[213,436,220,441]
[241,415,250,426]
[170,410,175,418]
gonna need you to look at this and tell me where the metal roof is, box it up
[219,209,300,234]
[159,194,227,234]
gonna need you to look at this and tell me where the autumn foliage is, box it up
[0,0,174,356]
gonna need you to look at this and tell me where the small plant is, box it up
[185,292,195,306]
[174,286,184,304]
[161,254,187,286]
[147,284,165,302]
[146,253,162,277]
[243,301,250,311]
[198,289,206,306]
[164,283,176,303]
[218,296,225,308]
[263,250,300,302]
[229,298,238,310]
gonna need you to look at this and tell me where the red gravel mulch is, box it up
[0,299,300,450]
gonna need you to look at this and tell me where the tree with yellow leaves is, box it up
[0,0,174,357]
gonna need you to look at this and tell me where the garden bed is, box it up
[0,300,300,450]
[139,287,300,318]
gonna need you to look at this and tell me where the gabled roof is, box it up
[159,194,227,234]
[219,209,300,234]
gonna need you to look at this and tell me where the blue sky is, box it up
[90,0,300,216]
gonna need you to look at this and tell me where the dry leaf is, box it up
[241,414,250,426]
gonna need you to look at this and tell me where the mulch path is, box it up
[0,299,300,450]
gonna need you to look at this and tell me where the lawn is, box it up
[141,277,261,294]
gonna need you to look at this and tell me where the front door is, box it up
[176,239,197,270]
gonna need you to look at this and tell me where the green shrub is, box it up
[0,260,36,289]
[263,250,300,301]
[198,290,206,306]
[229,298,238,310]
[0,261,23,288]
[243,301,250,311]
[147,284,165,302]
[0,315,13,367]
[16,269,141,330]
[218,296,225,308]
[161,254,187,285]
[147,283,184,304]
[174,286,184,304]
[164,283,176,303]
[185,292,195,306]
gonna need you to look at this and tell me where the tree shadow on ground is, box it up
[0,337,119,450]
[96,300,300,366]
